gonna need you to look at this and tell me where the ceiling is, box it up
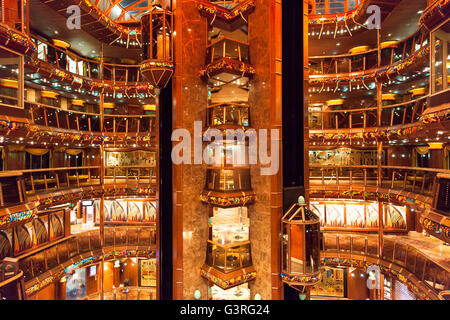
[29,0,142,60]
[309,0,429,56]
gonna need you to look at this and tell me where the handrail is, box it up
[82,286,157,300]
[309,0,363,16]
[311,96,428,113]
[309,28,428,76]
[18,226,157,286]
[322,232,450,294]
[29,34,147,85]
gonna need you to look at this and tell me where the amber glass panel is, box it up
[105,228,115,247]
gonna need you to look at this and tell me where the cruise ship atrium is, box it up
[0,0,448,301]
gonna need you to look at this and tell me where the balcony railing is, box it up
[204,240,253,273]
[83,287,157,300]
[322,233,450,292]
[24,101,156,134]
[31,36,145,85]
[309,0,362,16]
[206,37,250,64]
[0,0,26,33]
[309,97,428,130]
[309,29,428,76]
[18,226,157,283]
[310,165,444,196]
[20,166,156,196]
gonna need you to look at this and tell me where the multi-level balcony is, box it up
[321,232,450,299]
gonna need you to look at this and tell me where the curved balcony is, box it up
[83,287,157,300]
[0,102,157,146]
[36,0,142,48]
[309,29,428,76]
[308,0,402,39]
[309,31,429,86]
[420,0,450,30]
[16,226,157,297]
[26,36,154,94]
[321,232,449,299]
[308,95,450,141]
[309,165,447,209]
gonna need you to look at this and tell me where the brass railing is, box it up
[83,286,157,300]
[322,232,450,292]
[309,29,428,75]
[18,226,157,283]
[309,97,428,130]
[19,166,156,196]
[24,101,156,134]
[30,36,144,84]
[310,165,445,196]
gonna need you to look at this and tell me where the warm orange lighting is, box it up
[103,102,114,109]
[326,99,344,107]
[428,142,443,150]
[409,88,425,97]
[382,93,396,101]
[380,41,398,49]
[72,99,86,107]
[143,104,156,111]
[348,46,369,54]
[41,90,59,99]
[0,79,18,89]
[52,39,71,49]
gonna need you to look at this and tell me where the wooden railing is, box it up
[310,165,445,196]
[322,232,450,293]
[20,166,156,196]
[309,0,362,16]
[309,97,428,130]
[25,101,156,134]
[31,35,144,84]
[83,286,157,300]
[309,29,428,76]
[17,226,157,283]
